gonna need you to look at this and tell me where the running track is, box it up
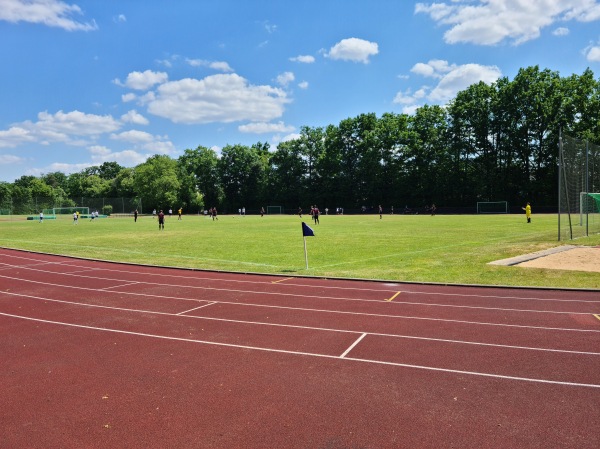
[0,247,599,448]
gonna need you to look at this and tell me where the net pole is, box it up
[586,140,589,237]
[558,130,562,241]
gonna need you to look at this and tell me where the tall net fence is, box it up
[559,134,600,240]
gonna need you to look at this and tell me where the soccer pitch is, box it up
[1,212,599,289]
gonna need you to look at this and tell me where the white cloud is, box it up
[0,154,25,164]
[111,130,155,143]
[146,74,290,124]
[110,130,176,155]
[429,64,501,102]
[0,126,36,147]
[114,70,168,90]
[394,60,501,110]
[325,37,379,63]
[0,0,98,31]
[553,27,570,36]
[34,110,121,136]
[113,14,126,23]
[298,81,309,89]
[415,0,600,46]
[122,93,137,103]
[276,71,295,86]
[186,58,234,72]
[0,110,121,149]
[238,121,295,134]
[290,55,315,63]
[90,148,148,166]
[585,44,600,61]
[121,110,149,125]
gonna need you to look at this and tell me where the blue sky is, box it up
[1,0,600,183]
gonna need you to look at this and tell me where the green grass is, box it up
[1,213,599,289]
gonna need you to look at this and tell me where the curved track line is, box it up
[1,290,599,355]
[1,311,599,389]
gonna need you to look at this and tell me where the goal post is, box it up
[266,206,283,214]
[476,201,508,214]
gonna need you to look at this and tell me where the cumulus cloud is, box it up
[186,58,234,72]
[394,60,501,111]
[415,0,600,46]
[0,0,98,31]
[325,37,379,63]
[238,121,295,134]
[0,154,25,164]
[114,70,168,90]
[276,71,295,87]
[290,55,315,63]
[585,44,600,61]
[0,126,36,148]
[298,81,309,89]
[0,110,121,149]
[146,73,290,124]
[553,26,570,36]
[121,110,149,125]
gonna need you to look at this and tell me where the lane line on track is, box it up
[2,278,600,335]
[101,282,140,290]
[177,302,217,315]
[0,269,596,317]
[2,252,599,305]
[1,290,599,355]
[340,333,367,358]
[2,311,599,389]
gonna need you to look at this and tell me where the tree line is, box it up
[1,65,599,215]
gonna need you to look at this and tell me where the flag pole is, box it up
[303,235,308,269]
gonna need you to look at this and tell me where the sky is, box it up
[1,0,600,183]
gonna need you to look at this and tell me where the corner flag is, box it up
[301,222,315,269]
[302,222,315,237]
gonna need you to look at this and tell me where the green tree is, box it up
[133,155,181,211]
[178,146,223,208]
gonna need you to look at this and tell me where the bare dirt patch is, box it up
[517,247,600,273]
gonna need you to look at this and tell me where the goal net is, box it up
[476,201,508,214]
[559,134,600,240]
[49,207,90,217]
[266,206,283,214]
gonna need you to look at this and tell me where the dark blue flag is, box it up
[302,222,315,237]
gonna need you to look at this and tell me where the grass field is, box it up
[1,212,599,289]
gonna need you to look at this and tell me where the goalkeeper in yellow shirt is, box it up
[522,202,531,223]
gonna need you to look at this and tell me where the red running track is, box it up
[0,247,599,448]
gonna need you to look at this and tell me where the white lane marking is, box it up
[1,250,598,305]
[1,311,599,389]
[0,266,596,316]
[1,290,599,355]
[177,302,217,315]
[1,276,599,335]
[341,333,367,358]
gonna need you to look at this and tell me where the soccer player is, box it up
[178,207,182,220]
[522,202,531,223]
[73,211,78,224]
[158,210,165,230]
